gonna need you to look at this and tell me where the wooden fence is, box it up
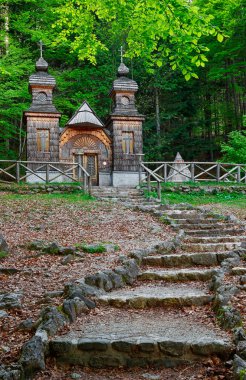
[0,160,92,194]
[140,161,246,200]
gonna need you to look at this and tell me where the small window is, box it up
[122,132,134,154]
[37,129,50,152]
[36,92,47,103]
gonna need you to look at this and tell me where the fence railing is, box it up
[140,161,246,200]
[0,160,92,194]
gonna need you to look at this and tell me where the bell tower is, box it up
[108,52,145,187]
[24,46,61,162]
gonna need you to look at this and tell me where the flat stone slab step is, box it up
[166,216,219,222]
[50,308,233,368]
[142,252,233,267]
[97,284,212,308]
[138,268,219,282]
[181,242,242,252]
[164,210,200,215]
[174,223,235,230]
[186,228,245,236]
[184,236,246,244]
[172,218,228,224]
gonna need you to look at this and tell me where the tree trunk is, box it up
[1,4,9,55]
[155,87,161,136]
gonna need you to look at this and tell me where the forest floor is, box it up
[0,191,245,380]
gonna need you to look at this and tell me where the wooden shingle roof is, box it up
[67,101,104,128]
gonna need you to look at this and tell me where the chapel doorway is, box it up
[73,153,99,185]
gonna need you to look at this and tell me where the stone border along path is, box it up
[1,201,246,380]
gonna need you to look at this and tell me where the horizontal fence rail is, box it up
[140,161,246,200]
[0,160,91,194]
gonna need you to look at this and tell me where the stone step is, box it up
[181,242,242,252]
[171,218,226,224]
[50,309,233,368]
[184,235,246,244]
[138,268,218,282]
[92,194,144,199]
[174,223,235,230]
[95,197,145,202]
[186,228,245,237]
[142,252,234,267]
[163,211,201,217]
[97,284,212,308]
[165,214,211,220]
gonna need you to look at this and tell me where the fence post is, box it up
[164,163,167,183]
[88,176,92,195]
[16,161,20,184]
[46,164,49,184]
[139,163,142,186]
[216,163,220,183]
[157,181,161,201]
[191,163,195,182]
[138,155,142,186]
[78,163,82,182]
[84,174,87,192]
[237,165,241,183]
[147,173,151,193]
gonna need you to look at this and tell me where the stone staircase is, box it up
[91,186,147,204]
[49,204,246,371]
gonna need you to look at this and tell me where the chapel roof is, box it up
[29,56,56,87]
[66,101,104,128]
[111,62,138,93]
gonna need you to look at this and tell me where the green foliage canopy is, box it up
[54,0,224,79]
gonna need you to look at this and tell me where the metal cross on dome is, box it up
[38,40,44,58]
[119,46,125,63]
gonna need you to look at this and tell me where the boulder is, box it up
[233,354,246,380]
[64,282,101,298]
[233,327,246,343]
[43,242,60,255]
[0,365,22,380]
[0,293,22,310]
[60,254,74,265]
[114,266,135,285]
[0,234,8,254]
[122,259,139,280]
[59,246,76,255]
[38,306,68,336]
[237,341,246,360]
[84,272,113,292]
[63,298,89,322]
[219,306,241,329]
[26,240,45,251]
[20,336,45,378]
[18,318,35,331]
[103,270,124,289]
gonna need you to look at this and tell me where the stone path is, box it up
[50,203,246,370]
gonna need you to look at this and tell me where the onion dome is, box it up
[35,57,49,72]
[117,62,130,77]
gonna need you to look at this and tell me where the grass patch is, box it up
[0,251,8,259]
[0,192,94,203]
[161,191,246,206]
[159,215,172,225]
[76,243,107,254]
[161,181,246,188]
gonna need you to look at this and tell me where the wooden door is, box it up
[84,154,98,185]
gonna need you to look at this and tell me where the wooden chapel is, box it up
[24,51,145,186]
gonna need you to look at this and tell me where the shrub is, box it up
[220,130,246,163]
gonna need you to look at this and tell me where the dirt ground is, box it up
[0,194,173,364]
[0,193,245,379]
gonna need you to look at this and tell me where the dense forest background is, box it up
[0,0,245,161]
